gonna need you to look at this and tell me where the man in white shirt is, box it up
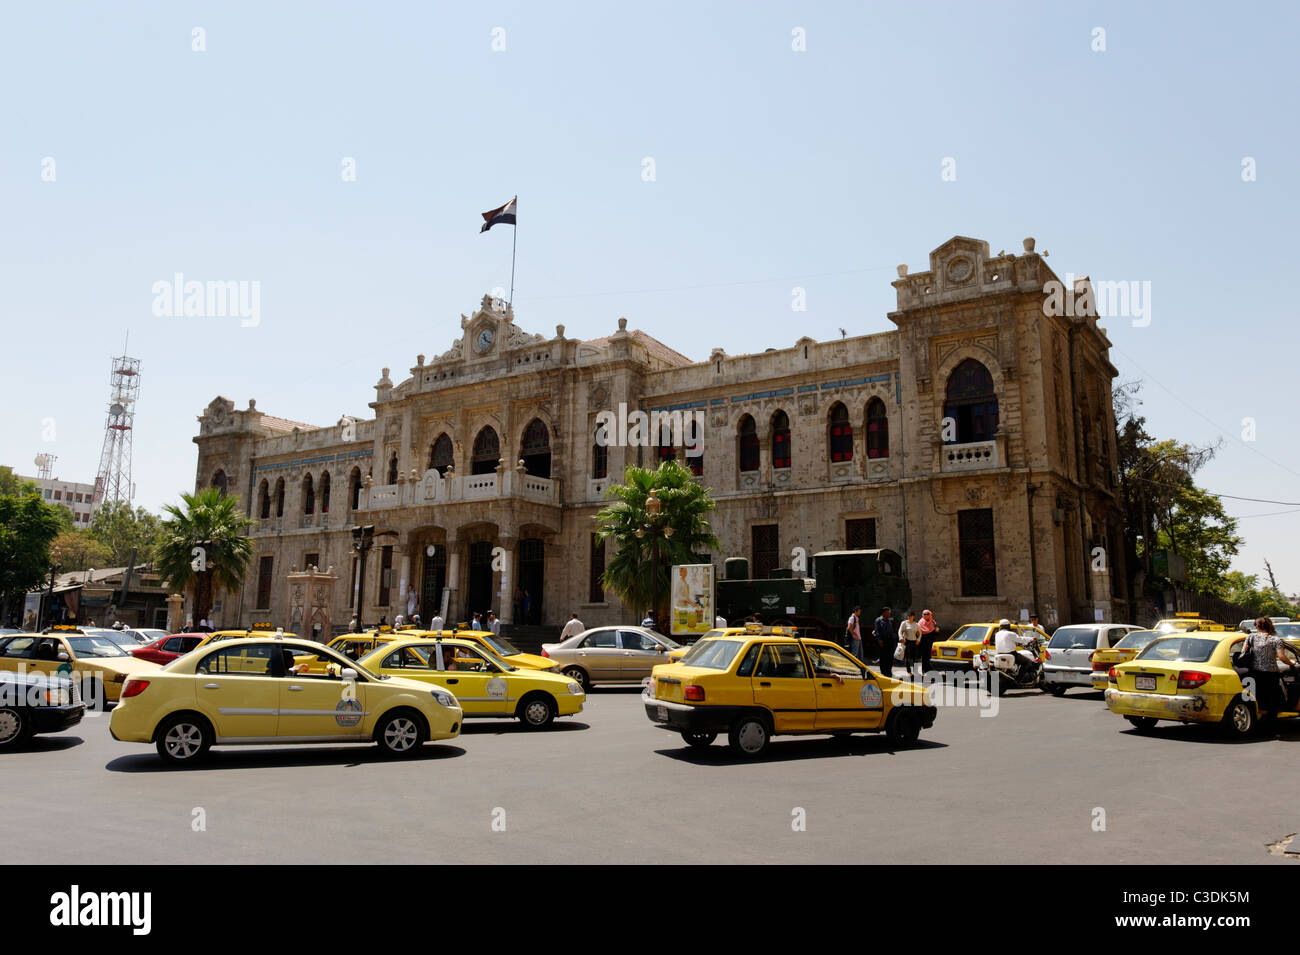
[715,614,727,629]
[560,614,585,640]
[429,613,445,632]
[993,618,1034,676]
[487,612,501,636]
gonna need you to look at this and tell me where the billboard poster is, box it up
[670,563,714,636]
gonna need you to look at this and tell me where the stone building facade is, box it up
[192,235,1129,635]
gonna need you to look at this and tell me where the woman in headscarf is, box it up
[918,610,940,668]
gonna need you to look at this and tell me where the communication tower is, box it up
[92,352,140,508]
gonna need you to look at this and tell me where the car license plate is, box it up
[942,648,956,657]
[1135,675,1157,691]
[656,705,668,722]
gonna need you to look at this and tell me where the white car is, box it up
[1042,623,1143,694]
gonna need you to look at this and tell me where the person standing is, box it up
[1243,617,1286,721]
[487,611,501,636]
[873,607,897,678]
[899,611,922,682]
[641,610,657,632]
[429,611,445,632]
[560,613,585,640]
[918,609,939,664]
[714,614,727,629]
[846,606,863,661]
[471,612,483,630]
[348,614,359,632]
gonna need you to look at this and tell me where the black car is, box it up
[0,670,85,749]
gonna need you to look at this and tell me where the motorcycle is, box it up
[974,636,1044,695]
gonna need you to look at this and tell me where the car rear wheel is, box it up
[0,707,33,749]
[155,713,212,763]
[562,666,590,691]
[517,693,556,729]
[680,730,716,748]
[1125,716,1158,733]
[375,710,426,756]
[728,715,770,757]
[1046,684,1067,696]
[1221,698,1256,738]
[886,708,922,746]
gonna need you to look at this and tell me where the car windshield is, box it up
[1275,623,1300,640]
[480,633,522,656]
[66,636,129,658]
[948,625,991,643]
[135,629,167,642]
[653,632,683,648]
[1114,630,1160,650]
[1135,636,1220,664]
[97,631,143,647]
[678,639,744,670]
[1048,627,1100,650]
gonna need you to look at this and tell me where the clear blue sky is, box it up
[3,1,1297,593]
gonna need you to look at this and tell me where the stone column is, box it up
[397,546,411,620]
[444,536,460,623]
[497,535,517,624]
[166,593,184,633]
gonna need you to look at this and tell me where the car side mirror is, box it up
[341,668,358,682]
[57,652,70,662]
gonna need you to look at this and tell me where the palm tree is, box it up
[594,460,721,626]
[155,487,255,624]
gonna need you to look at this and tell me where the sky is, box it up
[2,1,1297,593]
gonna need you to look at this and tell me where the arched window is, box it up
[771,411,791,469]
[592,424,608,480]
[319,471,331,513]
[520,418,551,478]
[387,454,398,485]
[349,467,362,511]
[866,398,889,458]
[302,473,315,515]
[828,403,853,462]
[738,416,759,472]
[683,415,703,476]
[274,478,285,518]
[258,479,270,520]
[471,427,499,475]
[943,359,999,444]
[211,470,228,497]
[428,433,454,476]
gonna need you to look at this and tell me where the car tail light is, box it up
[1093,661,1109,671]
[1177,670,1211,690]
[684,685,705,702]
[960,649,973,659]
[1088,650,1095,662]
[1107,666,1117,683]
[1043,650,1051,660]
[541,648,550,658]
[121,679,150,699]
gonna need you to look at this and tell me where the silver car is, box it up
[1042,623,1141,694]
[541,626,682,690]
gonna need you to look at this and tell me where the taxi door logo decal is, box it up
[860,683,883,708]
[335,698,363,727]
[486,676,508,699]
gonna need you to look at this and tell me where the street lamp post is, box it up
[39,561,57,630]
[351,524,375,630]
[635,488,674,632]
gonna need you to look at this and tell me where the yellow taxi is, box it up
[295,627,404,674]
[643,624,936,757]
[1151,612,1219,634]
[1088,624,1227,689]
[1104,630,1300,737]
[0,626,161,710]
[108,636,463,763]
[191,623,300,655]
[357,637,584,728]
[929,622,1049,671]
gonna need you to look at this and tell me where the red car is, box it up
[129,633,205,665]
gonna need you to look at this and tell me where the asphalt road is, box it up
[5,682,1300,864]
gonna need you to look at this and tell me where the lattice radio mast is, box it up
[92,347,140,508]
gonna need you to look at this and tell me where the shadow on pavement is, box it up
[0,736,85,754]
[654,733,947,765]
[105,742,467,772]
[459,720,590,735]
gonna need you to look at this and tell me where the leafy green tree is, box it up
[154,488,255,623]
[0,484,66,623]
[594,460,721,625]
[90,500,162,566]
[50,529,112,572]
[1221,570,1300,619]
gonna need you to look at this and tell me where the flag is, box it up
[480,197,516,233]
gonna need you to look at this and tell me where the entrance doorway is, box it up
[467,541,494,623]
[420,545,446,623]
[519,538,544,625]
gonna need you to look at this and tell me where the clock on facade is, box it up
[476,327,495,352]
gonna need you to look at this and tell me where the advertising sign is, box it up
[670,563,714,636]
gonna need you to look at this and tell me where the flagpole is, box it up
[509,196,517,307]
